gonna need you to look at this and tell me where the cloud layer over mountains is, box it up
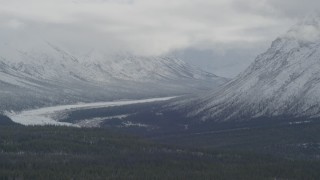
[0,0,319,77]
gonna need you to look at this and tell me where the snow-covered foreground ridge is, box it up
[7,97,176,126]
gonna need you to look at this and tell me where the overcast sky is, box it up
[0,0,319,77]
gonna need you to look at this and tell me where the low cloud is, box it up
[0,0,319,77]
[284,13,320,42]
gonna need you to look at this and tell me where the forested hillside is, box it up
[0,125,319,180]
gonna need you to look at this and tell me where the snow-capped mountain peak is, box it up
[182,16,320,121]
[0,40,227,111]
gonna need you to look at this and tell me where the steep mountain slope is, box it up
[0,40,227,111]
[183,15,320,121]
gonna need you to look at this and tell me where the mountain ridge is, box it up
[178,16,320,121]
[0,40,227,111]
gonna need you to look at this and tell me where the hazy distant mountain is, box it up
[0,40,227,111]
[180,15,320,121]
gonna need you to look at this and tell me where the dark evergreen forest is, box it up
[0,124,319,180]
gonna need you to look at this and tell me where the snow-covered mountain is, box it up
[0,40,227,111]
[180,14,320,121]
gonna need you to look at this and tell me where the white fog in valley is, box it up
[1,0,320,123]
[7,97,176,126]
[1,1,320,179]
